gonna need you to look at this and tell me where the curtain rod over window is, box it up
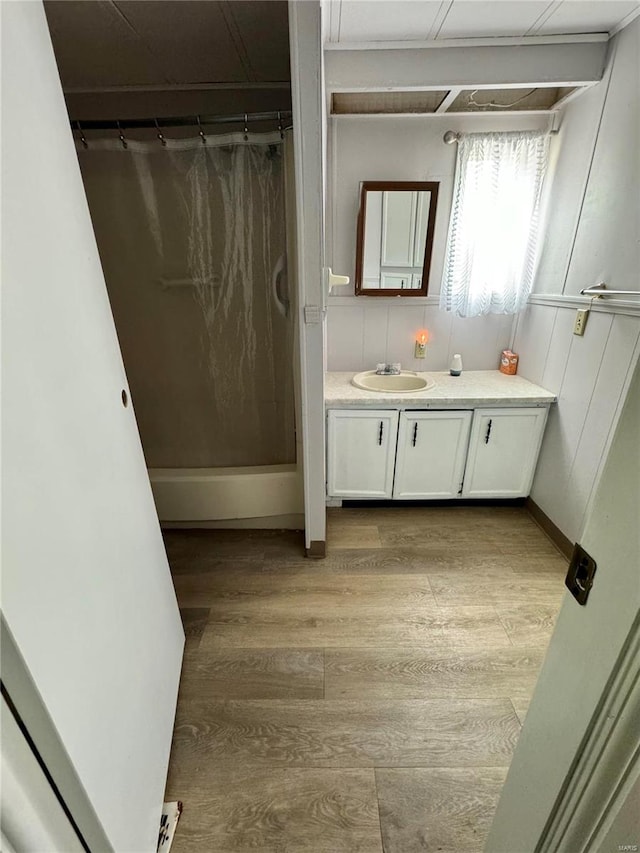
[71,110,293,132]
[443,128,558,144]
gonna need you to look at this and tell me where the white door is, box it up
[2,5,183,851]
[1,694,84,852]
[462,407,549,498]
[486,361,640,850]
[393,411,472,499]
[381,191,417,266]
[327,410,399,498]
[413,192,430,267]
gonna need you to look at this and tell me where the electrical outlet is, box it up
[574,309,589,336]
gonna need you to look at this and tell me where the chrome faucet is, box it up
[376,362,401,375]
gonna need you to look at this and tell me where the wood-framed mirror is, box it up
[355,181,439,297]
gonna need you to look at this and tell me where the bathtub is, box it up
[148,464,304,528]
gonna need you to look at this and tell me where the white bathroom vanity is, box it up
[326,371,556,501]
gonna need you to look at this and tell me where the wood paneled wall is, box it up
[516,17,640,543]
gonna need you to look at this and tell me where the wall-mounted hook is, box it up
[243,113,249,141]
[196,115,206,145]
[116,120,128,149]
[154,118,167,147]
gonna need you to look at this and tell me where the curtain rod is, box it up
[443,127,559,144]
[71,110,292,132]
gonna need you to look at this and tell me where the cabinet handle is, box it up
[412,422,418,446]
[378,421,384,445]
[485,418,493,444]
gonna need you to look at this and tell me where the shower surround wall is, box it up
[78,131,302,523]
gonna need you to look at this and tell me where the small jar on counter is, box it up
[450,354,463,376]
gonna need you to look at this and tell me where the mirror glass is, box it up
[355,181,439,296]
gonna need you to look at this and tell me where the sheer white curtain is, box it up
[440,131,549,317]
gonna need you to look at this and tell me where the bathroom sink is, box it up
[352,370,435,393]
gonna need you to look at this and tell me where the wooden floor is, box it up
[164,505,568,853]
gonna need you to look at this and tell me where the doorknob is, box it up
[566,544,597,605]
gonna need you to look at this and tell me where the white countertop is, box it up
[325,370,557,409]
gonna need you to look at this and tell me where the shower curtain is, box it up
[77,131,295,469]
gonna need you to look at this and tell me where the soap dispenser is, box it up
[450,354,463,376]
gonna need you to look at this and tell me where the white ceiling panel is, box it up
[532,1,639,35]
[436,2,556,39]
[45,0,291,91]
[337,1,444,41]
[111,1,250,84]
[326,0,640,43]
[44,0,169,88]
[224,1,291,82]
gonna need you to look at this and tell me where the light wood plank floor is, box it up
[164,505,567,853]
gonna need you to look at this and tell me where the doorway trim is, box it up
[538,612,640,851]
[288,0,327,554]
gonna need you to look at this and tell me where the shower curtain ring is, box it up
[196,115,206,145]
[154,118,167,147]
[75,120,88,149]
[116,120,128,150]
[277,111,284,140]
[243,113,249,141]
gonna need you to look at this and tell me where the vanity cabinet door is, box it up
[393,411,473,499]
[327,410,399,498]
[462,407,549,498]
[380,273,412,290]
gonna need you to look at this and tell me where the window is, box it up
[440,131,549,317]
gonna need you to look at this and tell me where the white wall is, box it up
[516,17,640,543]
[2,4,183,849]
[326,112,547,372]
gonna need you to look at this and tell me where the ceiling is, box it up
[325,0,640,43]
[44,0,638,123]
[44,1,640,93]
[44,1,291,90]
